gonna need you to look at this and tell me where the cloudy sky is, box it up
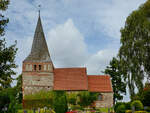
[3,0,146,101]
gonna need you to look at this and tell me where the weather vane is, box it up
[38,5,41,16]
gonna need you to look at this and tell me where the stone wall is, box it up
[95,92,113,108]
[22,72,53,97]
[22,62,54,98]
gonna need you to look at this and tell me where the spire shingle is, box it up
[24,15,51,62]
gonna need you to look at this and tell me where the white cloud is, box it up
[86,49,117,75]
[47,19,89,67]
[97,0,146,38]
[47,18,117,75]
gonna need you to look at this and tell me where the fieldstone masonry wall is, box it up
[22,62,54,98]
[95,92,113,108]
[22,73,53,97]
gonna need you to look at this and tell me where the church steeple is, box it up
[24,15,51,62]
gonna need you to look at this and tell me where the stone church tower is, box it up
[22,15,54,97]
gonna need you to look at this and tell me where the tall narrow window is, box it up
[34,65,36,71]
[44,65,47,71]
[25,64,28,71]
[29,64,32,71]
[48,64,51,71]
[39,65,41,70]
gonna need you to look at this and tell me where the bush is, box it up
[145,106,150,112]
[114,102,125,112]
[67,93,77,105]
[53,91,68,113]
[125,102,131,110]
[116,104,126,113]
[125,110,132,113]
[135,111,147,113]
[131,100,143,111]
[70,105,81,110]
[141,89,150,106]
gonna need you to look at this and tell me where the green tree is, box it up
[53,91,68,113]
[78,91,99,108]
[67,93,77,105]
[104,57,126,104]
[118,0,150,97]
[15,74,22,103]
[0,88,21,113]
[0,0,17,90]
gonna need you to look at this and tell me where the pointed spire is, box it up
[24,15,51,62]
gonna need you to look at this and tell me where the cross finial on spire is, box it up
[38,5,41,16]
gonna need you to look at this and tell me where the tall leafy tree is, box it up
[104,57,126,104]
[0,0,17,89]
[118,0,150,97]
[15,74,22,103]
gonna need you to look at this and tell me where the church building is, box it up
[22,15,113,108]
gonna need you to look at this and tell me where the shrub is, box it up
[70,105,81,110]
[114,102,125,112]
[145,106,150,112]
[135,111,147,113]
[77,91,99,108]
[125,102,131,110]
[141,89,150,106]
[53,91,68,113]
[131,100,143,111]
[116,104,126,113]
[125,110,132,113]
[67,93,77,105]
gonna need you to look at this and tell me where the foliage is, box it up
[99,107,114,113]
[0,88,22,113]
[0,0,9,36]
[134,111,147,113]
[145,106,150,112]
[125,110,132,113]
[14,74,22,103]
[114,102,125,112]
[0,0,17,90]
[131,100,143,111]
[125,102,131,110]
[24,90,54,100]
[77,91,99,108]
[115,102,131,112]
[141,88,150,106]
[24,90,54,109]
[116,104,126,113]
[17,109,55,113]
[53,91,68,113]
[104,57,126,104]
[118,0,150,97]
[70,105,82,110]
[24,90,68,113]
[67,93,77,105]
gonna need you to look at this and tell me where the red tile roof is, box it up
[88,75,113,93]
[54,68,88,91]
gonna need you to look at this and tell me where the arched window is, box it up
[44,65,47,71]
[25,64,28,71]
[48,64,51,71]
[98,94,103,101]
[34,65,36,71]
[39,65,41,70]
